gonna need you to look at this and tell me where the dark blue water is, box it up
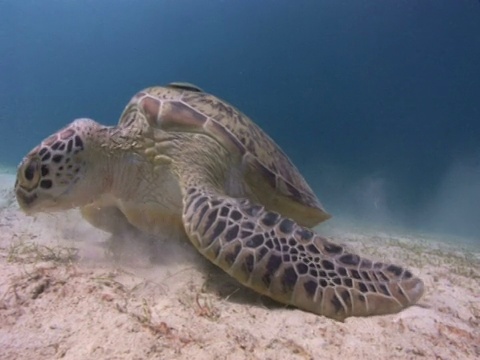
[1,0,479,239]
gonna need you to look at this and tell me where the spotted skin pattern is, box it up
[182,186,423,320]
[15,83,424,321]
[15,123,86,207]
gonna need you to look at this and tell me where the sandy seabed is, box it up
[0,173,479,360]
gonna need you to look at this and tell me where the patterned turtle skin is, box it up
[14,82,424,321]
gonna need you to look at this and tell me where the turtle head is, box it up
[15,118,110,214]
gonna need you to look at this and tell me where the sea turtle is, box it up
[14,82,424,321]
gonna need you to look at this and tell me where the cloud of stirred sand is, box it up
[306,154,480,243]
[419,155,480,241]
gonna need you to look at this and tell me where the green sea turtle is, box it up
[14,82,424,321]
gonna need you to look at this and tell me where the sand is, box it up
[0,172,479,360]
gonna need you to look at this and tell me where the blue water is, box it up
[1,0,479,240]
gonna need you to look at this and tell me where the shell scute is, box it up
[118,84,331,227]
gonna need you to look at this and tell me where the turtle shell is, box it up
[118,83,331,227]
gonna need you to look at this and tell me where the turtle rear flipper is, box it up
[181,186,424,321]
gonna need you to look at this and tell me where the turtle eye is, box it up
[21,158,40,186]
[24,162,36,181]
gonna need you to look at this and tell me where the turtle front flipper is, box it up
[182,187,424,321]
[81,204,135,235]
[80,204,148,259]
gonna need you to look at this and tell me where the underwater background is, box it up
[1,0,479,241]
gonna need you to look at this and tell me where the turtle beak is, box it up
[15,187,39,214]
